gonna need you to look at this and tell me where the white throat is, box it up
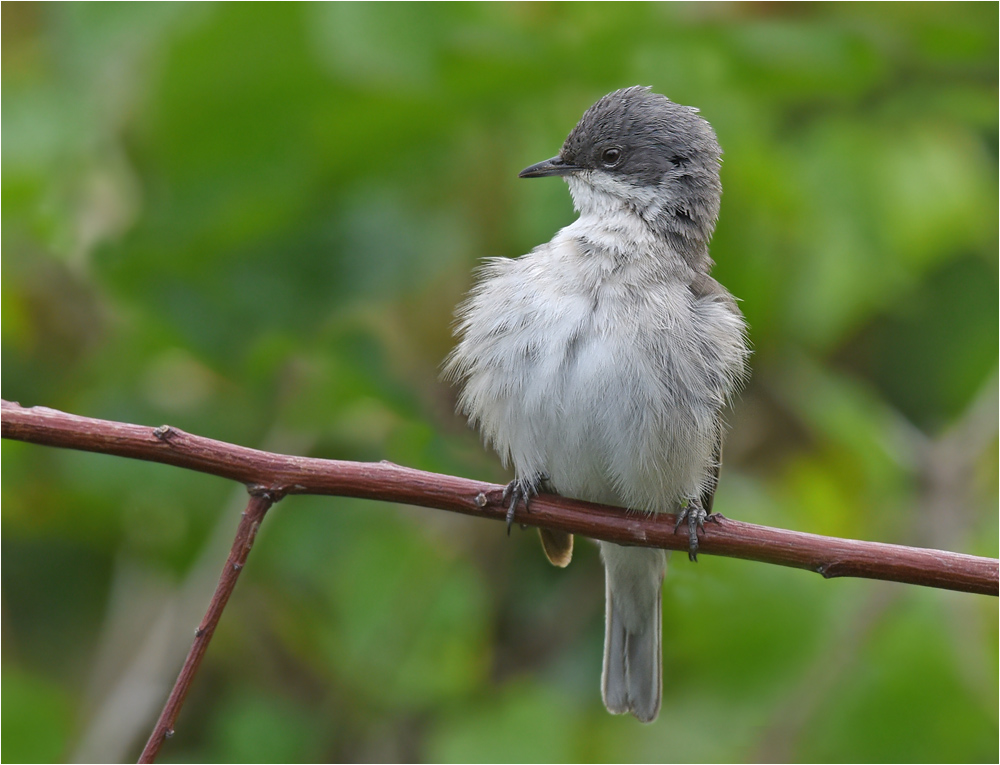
[563,174,672,263]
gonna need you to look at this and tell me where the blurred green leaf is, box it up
[425,680,580,763]
[2,3,996,762]
[1,669,74,763]
[207,690,323,764]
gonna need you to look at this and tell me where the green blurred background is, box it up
[2,3,997,762]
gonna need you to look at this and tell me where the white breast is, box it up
[447,228,744,513]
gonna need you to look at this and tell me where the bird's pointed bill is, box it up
[518,156,581,178]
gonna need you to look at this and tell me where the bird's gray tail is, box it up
[600,542,666,723]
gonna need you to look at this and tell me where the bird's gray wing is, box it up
[688,271,740,314]
[701,421,723,514]
[687,272,742,514]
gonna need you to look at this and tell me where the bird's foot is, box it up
[502,475,544,535]
[673,499,719,562]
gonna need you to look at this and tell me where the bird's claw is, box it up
[674,500,716,562]
[502,477,539,535]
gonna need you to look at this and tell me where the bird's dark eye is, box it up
[601,147,623,167]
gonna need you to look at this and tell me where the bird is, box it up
[444,86,749,723]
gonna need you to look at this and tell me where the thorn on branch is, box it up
[244,521,261,556]
[247,484,286,502]
[152,425,175,442]
[816,562,844,579]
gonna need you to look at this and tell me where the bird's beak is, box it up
[518,155,581,178]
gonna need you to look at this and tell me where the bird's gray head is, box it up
[520,86,723,261]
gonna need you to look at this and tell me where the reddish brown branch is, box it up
[137,491,275,763]
[3,399,997,596]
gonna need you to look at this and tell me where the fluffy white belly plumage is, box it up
[448,232,742,515]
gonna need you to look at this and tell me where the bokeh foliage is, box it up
[2,3,997,762]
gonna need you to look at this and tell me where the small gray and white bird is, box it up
[445,87,749,723]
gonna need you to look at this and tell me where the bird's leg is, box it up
[502,473,547,535]
[673,497,716,562]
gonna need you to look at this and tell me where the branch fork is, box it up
[2,399,996,762]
